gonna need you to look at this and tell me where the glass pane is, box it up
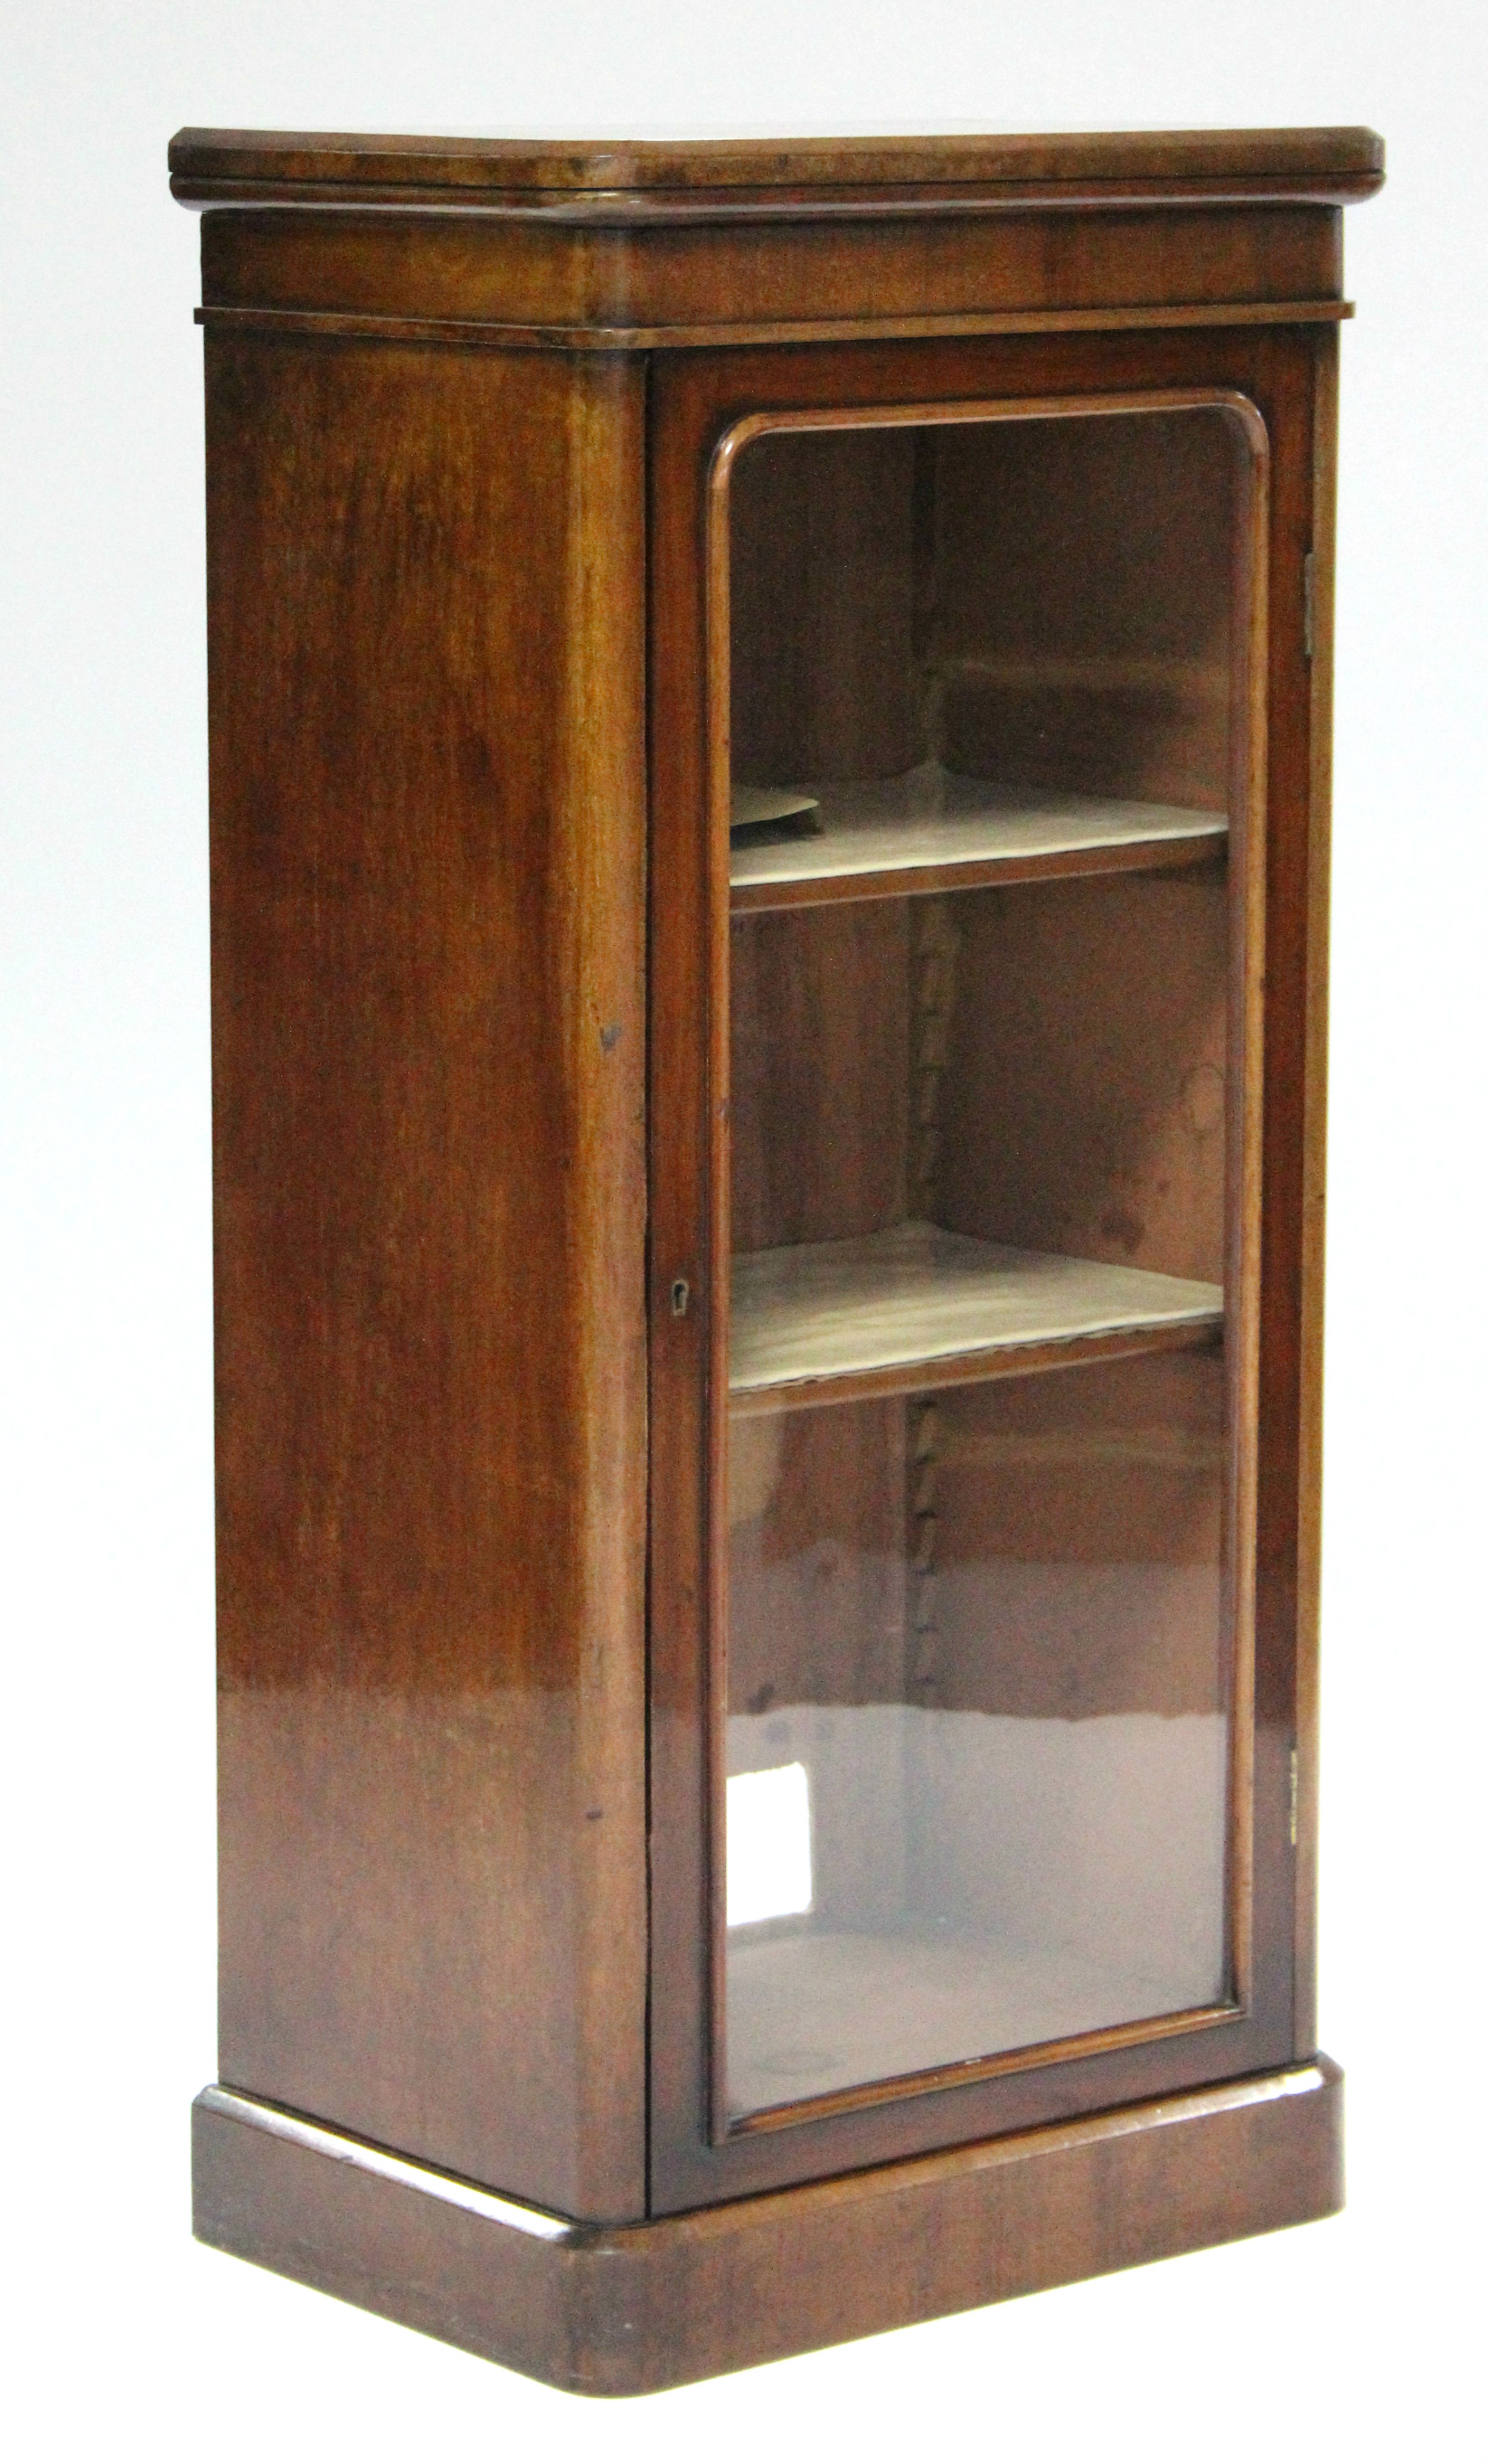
[722,406,1244,2122]
[725,1360,1228,2117]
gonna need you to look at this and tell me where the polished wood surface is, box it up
[169,124,1383,211]
[206,332,649,2222]
[193,2061,1343,2394]
[176,120,1370,2377]
[191,207,1351,354]
[198,296,1358,359]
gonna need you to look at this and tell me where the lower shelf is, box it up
[730,1221,1223,1412]
[726,1925,1220,2120]
[193,2062,1343,2394]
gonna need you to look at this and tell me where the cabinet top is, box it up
[169,125,1384,221]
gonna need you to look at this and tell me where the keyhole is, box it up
[671,1278,691,1318]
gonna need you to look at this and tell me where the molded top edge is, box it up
[168,125,1385,215]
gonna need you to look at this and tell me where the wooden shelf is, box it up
[729,1221,1222,1414]
[729,762,1227,911]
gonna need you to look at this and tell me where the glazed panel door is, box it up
[648,328,1325,2214]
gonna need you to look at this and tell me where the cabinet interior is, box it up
[730,411,1237,807]
[721,409,1245,2123]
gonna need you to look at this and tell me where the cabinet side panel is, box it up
[206,334,647,2221]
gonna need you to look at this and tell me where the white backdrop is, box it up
[4,5,1483,2455]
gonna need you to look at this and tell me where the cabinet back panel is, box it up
[941,872,1229,1285]
[932,412,1237,806]
[729,903,910,1251]
[726,1352,1223,1728]
[728,870,1226,1286]
[727,1401,909,1715]
[730,429,920,782]
[933,1352,1226,1718]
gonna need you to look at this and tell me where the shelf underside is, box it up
[729,1222,1223,1413]
[729,764,1228,911]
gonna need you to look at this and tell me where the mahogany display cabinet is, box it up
[171,124,1383,2393]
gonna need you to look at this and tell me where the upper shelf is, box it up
[730,1222,1223,1415]
[729,764,1227,912]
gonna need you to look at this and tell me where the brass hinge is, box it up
[1288,1746,1300,1848]
[1303,552,1316,661]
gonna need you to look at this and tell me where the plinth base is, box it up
[193,2059,1342,2395]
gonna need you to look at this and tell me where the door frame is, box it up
[646,326,1320,2216]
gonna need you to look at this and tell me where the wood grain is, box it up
[729,902,910,1253]
[196,298,1358,356]
[169,123,1384,209]
[193,203,1351,348]
[934,411,1237,805]
[730,426,919,781]
[942,870,1231,1284]
[193,2061,1344,2393]
[176,120,1364,2361]
[727,1400,909,1716]
[934,1350,1227,1714]
[206,332,649,2222]
[725,1353,1225,1726]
